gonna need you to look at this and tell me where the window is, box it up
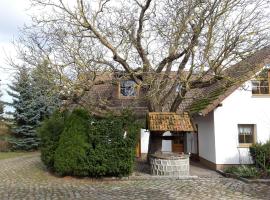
[238,124,256,147]
[119,80,137,97]
[252,68,270,95]
[252,80,269,94]
[176,84,182,93]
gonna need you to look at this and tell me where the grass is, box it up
[0,152,34,160]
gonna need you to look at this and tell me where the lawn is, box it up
[0,152,34,160]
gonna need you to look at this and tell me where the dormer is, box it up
[118,80,140,99]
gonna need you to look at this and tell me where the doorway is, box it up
[172,133,184,153]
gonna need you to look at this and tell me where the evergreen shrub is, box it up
[250,140,270,172]
[87,112,139,177]
[39,109,139,177]
[38,110,66,168]
[54,109,90,176]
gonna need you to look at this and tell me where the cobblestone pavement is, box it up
[0,153,270,200]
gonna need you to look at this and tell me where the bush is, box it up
[250,141,270,172]
[38,110,66,168]
[39,108,139,177]
[87,114,139,177]
[224,165,260,178]
[54,109,90,176]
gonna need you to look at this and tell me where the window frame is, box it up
[118,80,139,99]
[251,68,270,95]
[251,79,270,95]
[237,124,256,148]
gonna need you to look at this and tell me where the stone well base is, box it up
[150,154,189,177]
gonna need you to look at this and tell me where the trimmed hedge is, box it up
[39,109,139,177]
[250,140,270,173]
[86,113,138,177]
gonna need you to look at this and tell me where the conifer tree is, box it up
[7,67,39,150]
[7,64,60,150]
[30,60,61,122]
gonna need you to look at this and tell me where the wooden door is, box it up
[172,133,184,153]
[136,141,141,158]
[136,134,141,158]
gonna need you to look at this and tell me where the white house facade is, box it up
[193,80,270,169]
[140,79,270,170]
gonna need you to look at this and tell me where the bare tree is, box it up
[12,0,270,113]
[0,80,4,117]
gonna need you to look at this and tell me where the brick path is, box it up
[0,153,270,200]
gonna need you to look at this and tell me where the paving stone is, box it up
[0,154,269,199]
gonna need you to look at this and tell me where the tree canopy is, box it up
[0,81,4,117]
[12,0,270,113]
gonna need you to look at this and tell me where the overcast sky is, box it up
[0,0,31,105]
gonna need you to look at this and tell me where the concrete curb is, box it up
[128,175,199,180]
[78,175,199,182]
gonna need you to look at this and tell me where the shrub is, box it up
[39,108,139,177]
[54,109,90,176]
[87,114,139,177]
[224,165,260,178]
[38,110,66,168]
[250,140,270,172]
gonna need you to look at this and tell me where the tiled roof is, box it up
[178,46,270,116]
[147,112,195,132]
[80,46,270,117]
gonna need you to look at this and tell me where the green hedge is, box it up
[250,140,270,173]
[86,114,138,177]
[54,109,90,176]
[38,109,139,177]
[38,110,66,168]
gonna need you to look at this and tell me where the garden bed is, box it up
[217,166,270,185]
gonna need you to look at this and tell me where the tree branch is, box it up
[136,0,152,72]
[77,0,133,74]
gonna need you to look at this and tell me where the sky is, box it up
[0,0,31,107]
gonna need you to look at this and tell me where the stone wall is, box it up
[150,156,189,176]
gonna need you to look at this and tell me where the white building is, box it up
[140,71,270,170]
[193,79,270,169]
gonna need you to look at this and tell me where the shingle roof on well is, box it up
[147,112,195,132]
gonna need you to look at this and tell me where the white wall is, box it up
[162,131,172,152]
[194,111,216,163]
[214,81,270,164]
[140,129,149,154]
[186,133,197,154]
[140,130,173,154]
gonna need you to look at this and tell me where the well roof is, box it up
[147,112,195,132]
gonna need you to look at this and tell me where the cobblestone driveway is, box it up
[0,153,270,200]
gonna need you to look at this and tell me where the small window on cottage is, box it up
[252,69,270,95]
[238,124,255,147]
[176,84,181,93]
[120,80,137,97]
[252,80,269,94]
